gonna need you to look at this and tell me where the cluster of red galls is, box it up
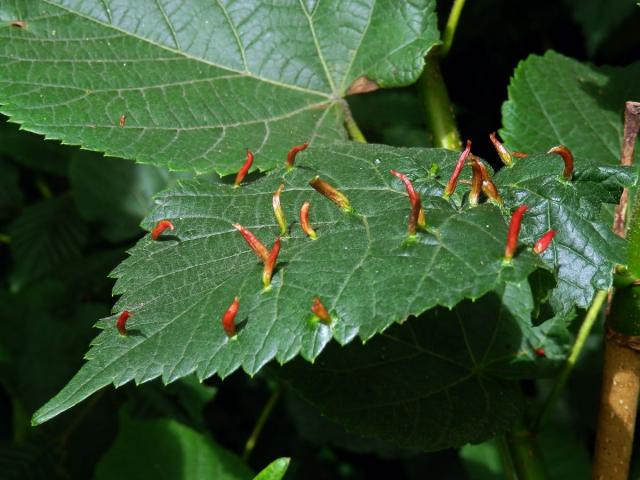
[118,137,567,358]
[116,143,331,339]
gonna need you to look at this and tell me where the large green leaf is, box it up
[501,51,640,167]
[32,143,545,425]
[0,0,439,174]
[94,416,254,480]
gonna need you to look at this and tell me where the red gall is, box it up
[390,170,426,230]
[469,157,483,206]
[116,311,130,336]
[443,140,472,198]
[151,220,174,240]
[222,297,239,338]
[533,230,557,254]
[504,205,529,262]
[473,157,503,206]
[300,201,317,239]
[489,132,513,166]
[311,297,331,325]
[546,145,573,180]
[309,176,351,212]
[234,149,254,187]
[233,223,269,262]
[262,237,281,288]
[273,184,287,235]
[286,142,309,169]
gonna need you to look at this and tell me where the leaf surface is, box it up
[33,143,543,424]
[0,0,439,174]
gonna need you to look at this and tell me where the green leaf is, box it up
[501,51,640,167]
[7,195,88,291]
[32,143,542,425]
[562,0,636,55]
[69,152,172,242]
[496,154,634,312]
[281,285,543,451]
[253,458,290,480]
[94,416,254,480]
[459,439,504,480]
[0,0,439,175]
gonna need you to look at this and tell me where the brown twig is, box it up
[593,102,640,480]
[612,102,640,238]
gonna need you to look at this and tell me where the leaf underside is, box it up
[282,280,574,451]
[0,0,439,174]
[32,141,630,427]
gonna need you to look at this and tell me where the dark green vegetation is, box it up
[0,0,639,478]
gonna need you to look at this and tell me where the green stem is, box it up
[496,435,518,480]
[242,386,281,462]
[341,100,367,143]
[441,0,467,58]
[506,421,549,480]
[534,289,609,431]
[418,49,461,151]
[35,176,52,199]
